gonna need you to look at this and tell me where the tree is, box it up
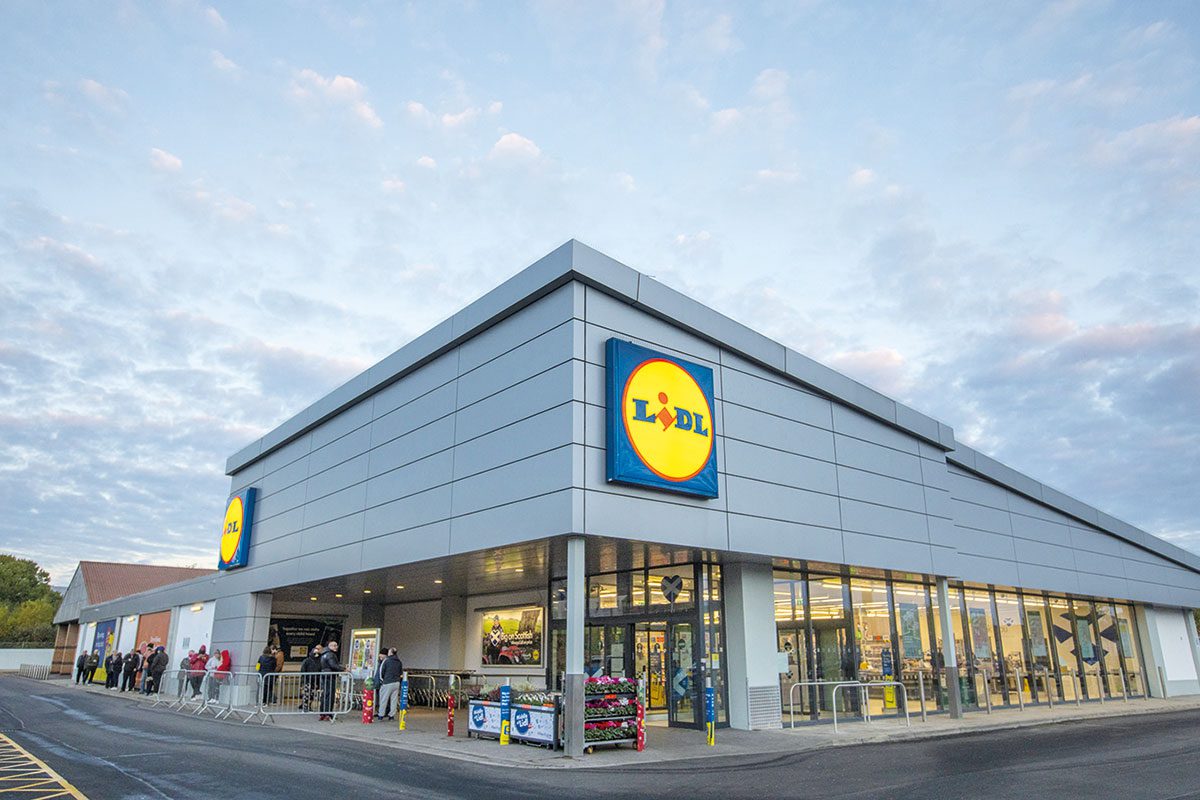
[0,556,61,645]
[0,556,56,605]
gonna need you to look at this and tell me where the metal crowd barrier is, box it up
[832,681,911,733]
[260,671,354,721]
[405,672,463,708]
[209,671,268,723]
[17,664,50,680]
[786,680,862,728]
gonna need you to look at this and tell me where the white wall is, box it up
[383,601,442,669]
[0,648,53,670]
[169,601,215,668]
[466,589,546,688]
[1157,609,1199,681]
[724,562,783,729]
[116,616,139,655]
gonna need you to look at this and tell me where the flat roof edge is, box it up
[226,239,955,475]
[947,443,1200,575]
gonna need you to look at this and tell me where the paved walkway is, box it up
[73,679,1200,770]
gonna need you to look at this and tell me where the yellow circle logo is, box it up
[622,358,714,481]
[220,496,244,564]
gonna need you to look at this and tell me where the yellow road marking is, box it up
[0,734,88,799]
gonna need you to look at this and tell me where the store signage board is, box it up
[605,338,718,498]
[218,487,256,570]
[468,701,557,746]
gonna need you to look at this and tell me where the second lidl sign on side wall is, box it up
[606,338,718,498]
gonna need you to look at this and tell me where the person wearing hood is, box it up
[318,640,343,721]
[146,645,168,695]
[299,646,321,712]
[188,646,208,697]
[257,647,277,705]
[120,648,140,692]
[74,651,87,684]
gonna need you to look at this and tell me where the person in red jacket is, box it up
[188,646,208,698]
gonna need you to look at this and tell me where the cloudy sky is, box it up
[2,1,1197,583]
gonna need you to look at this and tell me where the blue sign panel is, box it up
[605,338,718,498]
[218,487,256,571]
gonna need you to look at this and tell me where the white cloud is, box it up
[442,107,480,128]
[406,101,435,124]
[381,178,405,193]
[674,231,712,246]
[751,68,789,102]
[210,50,238,73]
[416,155,437,169]
[849,167,876,187]
[291,69,383,129]
[149,148,183,172]
[78,78,129,112]
[488,101,503,114]
[756,168,799,183]
[616,172,636,192]
[1092,115,1200,166]
[701,13,740,54]
[204,6,227,31]
[681,85,710,111]
[489,132,541,161]
[711,108,742,131]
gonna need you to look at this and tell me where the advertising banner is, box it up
[348,628,380,680]
[969,607,992,659]
[1028,611,1048,657]
[92,619,116,683]
[1075,619,1096,662]
[481,607,543,666]
[468,700,502,736]
[269,618,343,662]
[899,603,923,659]
[510,705,556,745]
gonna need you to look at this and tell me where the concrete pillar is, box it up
[563,536,586,756]
[936,577,963,719]
[439,596,467,670]
[210,591,273,675]
[724,561,781,729]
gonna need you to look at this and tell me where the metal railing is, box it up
[832,681,911,733]
[17,664,50,680]
[786,680,862,728]
[405,672,464,708]
[260,672,354,721]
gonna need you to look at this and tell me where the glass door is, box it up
[778,628,809,719]
[667,621,698,727]
[634,621,668,711]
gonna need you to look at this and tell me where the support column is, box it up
[210,592,273,675]
[563,536,586,756]
[724,562,781,729]
[936,577,963,719]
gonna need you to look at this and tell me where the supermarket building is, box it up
[74,241,1200,754]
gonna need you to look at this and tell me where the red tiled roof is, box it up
[78,561,214,605]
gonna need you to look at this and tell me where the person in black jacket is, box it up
[256,647,277,705]
[74,652,87,684]
[376,649,403,721]
[318,640,343,720]
[145,646,168,694]
[120,650,140,692]
[299,646,321,712]
[84,650,99,684]
[105,653,123,689]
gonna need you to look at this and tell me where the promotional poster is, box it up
[481,607,543,666]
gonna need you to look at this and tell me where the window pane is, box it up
[963,588,1001,708]
[1114,604,1145,696]
[994,591,1032,705]
[648,566,694,608]
[1047,596,1079,701]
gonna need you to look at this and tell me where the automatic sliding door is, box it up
[668,621,697,727]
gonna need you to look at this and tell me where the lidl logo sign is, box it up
[606,338,718,498]
[218,487,256,570]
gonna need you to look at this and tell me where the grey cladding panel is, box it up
[455,361,575,443]
[305,453,369,502]
[370,350,457,419]
[310,396,373,451]
[260,456,309,496]
[456,321,573,408]
[365,450,454,509]
[947,471,1011,510]
[456,283,575,374]
[952,554,1021,588]
[583,489,728,551]
[363,484,453,539]
[1016,563,1081,596]
[451,403,574,480]
[450,445,574,517]
[835,434,924,485]
[723,439,839,497]
[449,489,575,552]
[580,444,727,510]
[370,383,456,448]
[724,475,841,530]
[584,288,721,366]
[720,365,833,430]
[1012,537,1076,571]
[842,531,933,575]
[368,416,455,478]
[368,521,452,566]
[308,426,371,477]
[839,498,929,543]
[255,481,307,521]
[1009,514,1073,548]
[727,514,844,564]
[297,543,363,584]
[831,405,918,455]
[300,513,364,555]
[949,498,1012,536]
[922,487,953,520]
[722,404,836,462]
[302,483,366,529]
[954,527,1020,561]
[836,466,927,515]
[251,507,304,545]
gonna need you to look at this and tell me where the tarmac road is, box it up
[2,676,1198,799]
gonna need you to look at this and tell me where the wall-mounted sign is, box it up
[218,487,256,570]
[605,338,718,498]
[481,607,543,666]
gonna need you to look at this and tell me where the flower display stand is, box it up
[582,676,644,753]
